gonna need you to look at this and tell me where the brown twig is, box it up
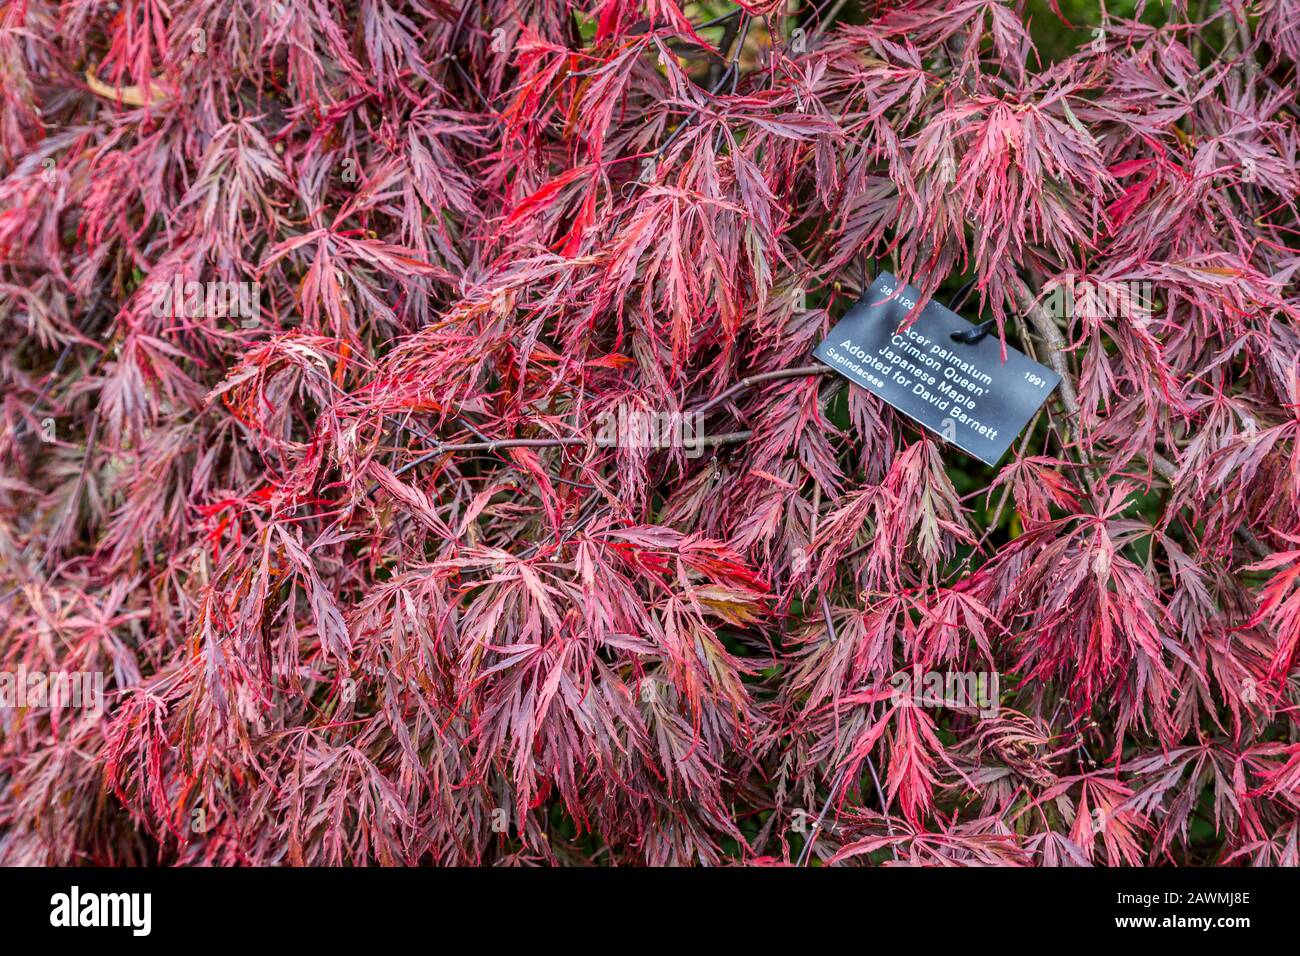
[1012,277,1079,417]
[692,365,833,417]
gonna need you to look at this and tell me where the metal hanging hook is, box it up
[951,318,997,344]
[947,277,995,344]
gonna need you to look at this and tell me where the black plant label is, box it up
[814,273,1060,466]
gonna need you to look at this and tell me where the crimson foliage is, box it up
[2,0,1299,866]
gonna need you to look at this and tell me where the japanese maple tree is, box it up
[1,0,1298,866]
